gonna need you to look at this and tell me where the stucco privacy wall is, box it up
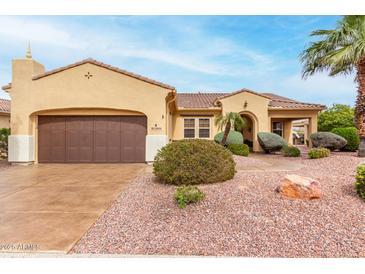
[8,58,173,162]
[218,91,271,151]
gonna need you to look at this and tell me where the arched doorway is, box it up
[241,114,254,149]
[240,111,258,151]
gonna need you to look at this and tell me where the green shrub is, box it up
[244,139,253,148]
[174,185,205,208]
[318,104,355,132]
[281,145,301,157]
[0,128,10,159]
[214,131,243,145]
[153,139,235,185]
[355,163,365,201]
[227,144,249,156]
[308,147,331,159]
[331,127,359,152]
[257,132,287,153]
[310,132,347,151]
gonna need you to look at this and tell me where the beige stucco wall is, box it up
[0,113,10,128]
[9,59,172,136]
[270,118,293,144]
[172,109,221,141]
[218,92,271,151]
[269,109,319,147]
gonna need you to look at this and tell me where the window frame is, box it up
[272,121,284,137]
[183,118,196,139]
[183,117,211,139]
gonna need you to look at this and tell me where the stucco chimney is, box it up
[12,44,45,89]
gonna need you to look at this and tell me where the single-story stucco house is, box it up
[0,98,10,129]
[1,52,325,164]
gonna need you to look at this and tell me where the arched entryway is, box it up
[240,111,258,151]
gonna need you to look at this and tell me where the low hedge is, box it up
[153,139,235,185]
[174,185,205,208]
[281,145,301,157]
[355,163,365,201]
[308,147,331,159]
[227,143,249,156]
[214,131,243,145]
[331,127,359,152]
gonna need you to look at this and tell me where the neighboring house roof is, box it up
[176,91,325,110]
[0,98,10,114]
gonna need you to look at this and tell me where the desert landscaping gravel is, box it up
[72,152,365,257]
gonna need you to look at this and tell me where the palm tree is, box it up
[300,15,365,157]
[215,112,245,146]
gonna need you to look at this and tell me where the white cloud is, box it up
[0,16,279,78]
[276,73,357,106]
[0,17,86,49]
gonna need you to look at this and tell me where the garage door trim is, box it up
[37,115,147,163]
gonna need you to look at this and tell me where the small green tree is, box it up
[318,104,355,132]
[0,128,10,157]
[215,112,245,146]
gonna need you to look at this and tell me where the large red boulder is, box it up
[276,174,322,200]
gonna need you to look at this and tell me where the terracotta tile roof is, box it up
[32,58,175,90]
[0,98,10,113]
[215,88,272,101]
[176,92,226,108]
[262,92,326,110]
[176,90,325,110]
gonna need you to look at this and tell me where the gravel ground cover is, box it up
[72,152,365,257]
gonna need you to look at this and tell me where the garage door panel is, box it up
[38,115,146,163]
[38,116,66,162]
[94,117,108,162]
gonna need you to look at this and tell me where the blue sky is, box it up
[0,16,357,106]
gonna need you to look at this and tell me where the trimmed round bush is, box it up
[331,127,359,152]
[257,132,287,153]
[310,132,347,151]
[281,145,301,157]
[153,139,235,185]
[355,163,365,201]
[308,147,330,159]
[227,143,249,156]
[214,131,243,145]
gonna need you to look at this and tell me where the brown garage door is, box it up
[38,116,147,163]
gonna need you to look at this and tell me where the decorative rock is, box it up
[276,174,321,200]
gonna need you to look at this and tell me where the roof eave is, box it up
[1,84,11,92]
[177,107,221,111]
[31,58,175,91]
[268,107,326,111]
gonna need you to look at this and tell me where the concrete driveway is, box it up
[0,163,145,253]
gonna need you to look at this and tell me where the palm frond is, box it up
[301,15,365,79]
